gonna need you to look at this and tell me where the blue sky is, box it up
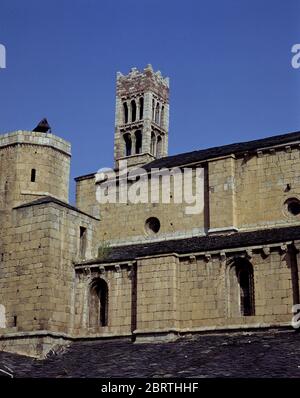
[1,0,300,202]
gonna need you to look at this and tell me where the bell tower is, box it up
[114,65,169,169]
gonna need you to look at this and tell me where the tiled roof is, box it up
[75,130,300,180]
[76,225,300,265]
[0,331,299,377]
[144,130,300,170]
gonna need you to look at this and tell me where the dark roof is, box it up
[74,130,300,180]
[144,130,300,170]
[76,225,300,265]
[75,173,95,182]
[0,331,298,377]
[14,196,99,220]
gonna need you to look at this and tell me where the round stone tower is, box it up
[0,128,71,209]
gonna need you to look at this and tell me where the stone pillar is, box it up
[208,155,237,233]
[131,134,136,155]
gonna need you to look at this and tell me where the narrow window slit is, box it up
[31,169,36,182]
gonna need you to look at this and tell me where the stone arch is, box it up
[123,133,132,156]
[89,278,109,327]
[152,99,155,120]
[160,105,165,127]
[139,97,144,120]
[123,102,128,124]
[155,102,160,124]
[131,99,136,122]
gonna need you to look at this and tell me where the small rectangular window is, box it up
[31,169,36,182]
[80,226,87,258]
[13,315,17,327]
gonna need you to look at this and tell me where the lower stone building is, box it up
[0,66,300,358]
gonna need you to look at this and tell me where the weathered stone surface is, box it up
[1,67,300,359]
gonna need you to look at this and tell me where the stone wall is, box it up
[0,201,98,342]
[76,145,300,247]
[235,147,300,230]
[135,255,179,335]
[72,243,295,343]
[76,167,206,246]
[73,264,133,336]
[177,247,293,331]
[75,175,99,219]
[0,131,71,208]
[208,146,300,232]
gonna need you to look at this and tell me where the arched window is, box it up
[237,262,255,316]
[123,133,132,157]
[89,278,108,327]
[232,258,255,316]
[160,105,164,127]
[228,258,255,317]
[135,130,142,154]
[139,97,144,120]
[123,102,128,124]
[152,99,155,120]
[151,132,156,155]
[156,135,162,158]
[155,102,160,124]
[131,100,136,122]
[79,226,87,258]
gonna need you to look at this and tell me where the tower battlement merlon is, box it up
[0,130,71,156]
[116,65,170,98]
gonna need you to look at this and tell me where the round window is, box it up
[284,198,300,216]
[145,217,160,235]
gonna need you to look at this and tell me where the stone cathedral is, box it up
[1,65,300,358]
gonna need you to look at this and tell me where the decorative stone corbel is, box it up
[256,150,263,158]
[280,244,288,260]
[246,249,253,259]
[285,145,292,153]
[115,264,121,273]
[220,252,226,263]
[127,262,134,278]
[84,267,92,280]
[189,255,196,263]
[99,265,105,274]
[204,253,211,262]
[262,246,270,257]
[280,244,288,254]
